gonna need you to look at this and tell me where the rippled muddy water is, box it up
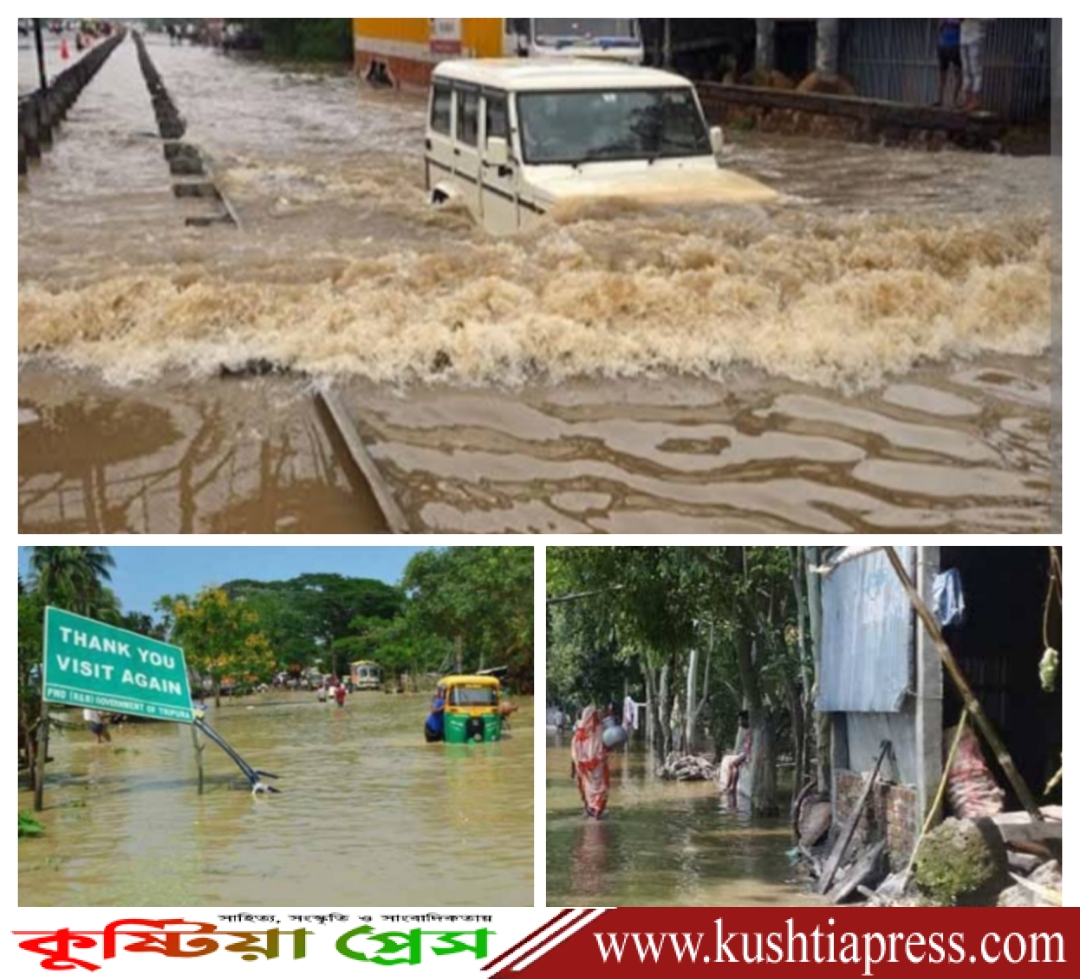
[18,37,1056,532]
[19,694,534,906]
[546,738,817,907]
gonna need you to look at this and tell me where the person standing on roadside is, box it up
[960,19,990,111]
[934,19,962,107]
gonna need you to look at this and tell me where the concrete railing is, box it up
[131,31,237,228]
[696,81,1009,150]
[132,31,186,140]
[18,30,127,176]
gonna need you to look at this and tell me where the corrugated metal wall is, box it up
[845,710,918,783]
[841,18,1051,123]
[818,546,915,713]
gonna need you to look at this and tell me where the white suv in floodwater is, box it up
[425,58,777,235]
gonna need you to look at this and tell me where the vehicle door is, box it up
[425,78,455,196]
[479,88,519,234]
[452,84,482,217]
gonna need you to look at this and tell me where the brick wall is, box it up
[836,769,918,868]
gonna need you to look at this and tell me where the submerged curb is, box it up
[132,31,238,228]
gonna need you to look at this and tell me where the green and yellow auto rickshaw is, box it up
[440,675,503,744]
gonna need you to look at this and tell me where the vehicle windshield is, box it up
[532,19,638,44]
[516,88,710,165]
[450,687,498,707]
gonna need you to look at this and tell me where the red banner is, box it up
[488,908,1069,977]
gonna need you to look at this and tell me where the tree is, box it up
[21,548,117,794]
[547,546,807,817]
[162,588,275,707]
[118,611,167,641]
[18,589,46,790]
[244,18,353,61]
[223,574,405,673]
[28,546,116,617]
[401,547,533,686]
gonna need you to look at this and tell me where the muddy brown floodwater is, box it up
[19,694,534,906]
[546,737,818,907]
[18,36,1057,532]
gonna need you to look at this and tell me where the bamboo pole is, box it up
[884,547,1042,820]
[906,708,968,876]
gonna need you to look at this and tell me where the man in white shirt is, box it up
[960,19,991,111]
[82,707,111,743]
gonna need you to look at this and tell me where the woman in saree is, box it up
[571,705,611,818]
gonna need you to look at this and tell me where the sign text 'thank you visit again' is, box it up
[42,606,194,723]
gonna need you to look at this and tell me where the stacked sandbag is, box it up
[945,726,1006,818]
[657,752,717,781]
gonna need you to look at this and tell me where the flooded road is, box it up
[19,36,1056,532]
[546,738,817,906]
[19,693,534,906]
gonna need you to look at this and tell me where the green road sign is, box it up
[43,607,194,723]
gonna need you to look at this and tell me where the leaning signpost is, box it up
[43,606,194,722]
[36,607,279,811]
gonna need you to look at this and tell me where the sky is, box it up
[18,546,433,616]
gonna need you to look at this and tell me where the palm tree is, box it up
[22,547,117,799]
[28,547,116,616]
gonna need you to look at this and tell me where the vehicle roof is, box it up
[350,660,380,667]
[432,58,693,92]
[439,674,501,688]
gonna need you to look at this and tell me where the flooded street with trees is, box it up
[546,546,1062,907]
[19,32,1055,532]
[546,737,816,907]
[19,545,534,906]
[20,691,534,907]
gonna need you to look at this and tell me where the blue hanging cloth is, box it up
[933,568,967,628]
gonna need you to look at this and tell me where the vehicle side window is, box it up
[430,83,452,135]
[456,88,479,146]
[485,94,509,144]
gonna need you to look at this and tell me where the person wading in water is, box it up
[424,685,447,743]
[571,705,611,818]
[717,710,752,796]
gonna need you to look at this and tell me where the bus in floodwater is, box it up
[350,660,383,690]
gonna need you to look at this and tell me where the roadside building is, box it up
[817,546,1061,869]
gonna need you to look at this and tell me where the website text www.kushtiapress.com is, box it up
[592,919,1066,973]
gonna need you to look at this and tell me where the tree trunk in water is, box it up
[748,718,778,816]
[34,708,49,812]
[782,670,805,810]
[214,676,222,710]
[805,545,830,795]
[736,550,778,816]
[24,725,37,793]
[685,643,698,753]
[789,547,812,787]
[658,664,671,760]
[644,667,661,768]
